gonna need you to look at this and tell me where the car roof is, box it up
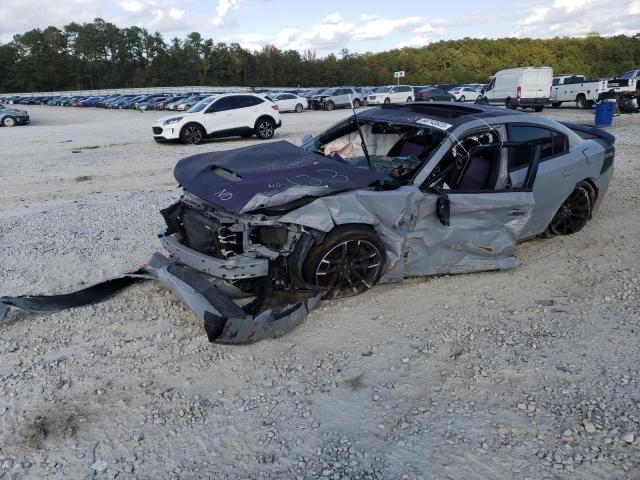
[358,102,528,131]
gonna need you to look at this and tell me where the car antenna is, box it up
[348,94,373,171]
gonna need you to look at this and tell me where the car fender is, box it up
[180,121,206,136]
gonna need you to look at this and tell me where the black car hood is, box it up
[174,141,384,214]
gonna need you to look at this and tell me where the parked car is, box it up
[267,93,307,112]
[448,86,481,102]
[483,67,553,111]
[152,93,282,144]
[414,87,456,102]
[148,102,615,340]
[0,103,29,126]
[308,88,364,110]
[366,85,414,105]
[550,75,608,109]
[177,95,209,111]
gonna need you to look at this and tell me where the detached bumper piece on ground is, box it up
[0,253,322,344]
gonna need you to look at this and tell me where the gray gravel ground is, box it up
[0,105,638,479]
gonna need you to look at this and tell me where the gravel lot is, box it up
[0,105,639,480]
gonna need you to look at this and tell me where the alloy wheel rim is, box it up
[5,117,15,126]
[185,126,202,144]
[315,240,382,298]
[549,186,591,235]
[258,122,273,137]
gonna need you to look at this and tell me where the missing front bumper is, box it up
[1,253,322,345]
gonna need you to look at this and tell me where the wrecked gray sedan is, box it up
[1,103,615,343]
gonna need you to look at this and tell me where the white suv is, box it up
[152,93,282,145]
[367,85,414,105]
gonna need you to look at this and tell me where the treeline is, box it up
[1,19,639,93]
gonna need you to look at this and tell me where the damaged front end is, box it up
[157,191,325,343]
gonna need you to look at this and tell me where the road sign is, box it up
[394,71,405,78]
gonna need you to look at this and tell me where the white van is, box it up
[367,85,414,105]
[483,67,552,111]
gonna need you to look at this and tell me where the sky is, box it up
[1,0,639,53]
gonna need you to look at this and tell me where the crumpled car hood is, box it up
[173,140,384,213]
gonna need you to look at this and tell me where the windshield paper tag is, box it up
[416,118,453,130]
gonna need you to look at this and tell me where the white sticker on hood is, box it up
[416,117,453,131]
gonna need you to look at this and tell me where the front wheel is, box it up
[383,98,391,104]
[406,97,412,103]
[295,103,303,113]
[353,99,361,108]
[547,182,594,236]
[2,116,16,127]
[576,95,588,110]
[302,225,385,299]
[325,101,335,111]
[505,98,516,110]
[255,117,275,139]
[180,124,204,145]
[459,95,465,102]
[534,106,544,112]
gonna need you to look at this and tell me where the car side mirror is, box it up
[301,132,313,144]
[436,195,450,226]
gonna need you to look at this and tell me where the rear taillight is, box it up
[516,86,522,99]
[271,105,279,110]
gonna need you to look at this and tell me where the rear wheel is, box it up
[255,117,275,139]
[180,124,204,145]
[406,97,412,103]
[302,225,385,299]
[295,103,303,113]
[576,94,588,110]
[353,99,361,108]
[547,181,594,236]
[505,98,516,110]
[534,106,544,112]
[2,116,16,127]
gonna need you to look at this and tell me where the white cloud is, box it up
[169,7,184,20]
[118,0,144,14]
[212,0,242,29]
[359,14,379,22]
[322,12,343,24]
[398,35,431,48]
[514,0,640,37]
[353,16,423,40]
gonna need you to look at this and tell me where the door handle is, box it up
[508,209,526,216]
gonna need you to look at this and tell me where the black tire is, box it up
[551,102,562,108]
[353,99,361,108]
[547,181,595,236]
[180,123,205,145]
[302,225,385,299]
[534,106,544,112]
[576,94,588,110]
[406,97,412,103]
[383,98,391,104]
[295,103,303,113]
[505,98,516,110]
[255,117,275,139]
[325,101,335,111]
[2,116,16,127]
[459,95,465,102]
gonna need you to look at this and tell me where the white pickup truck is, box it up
[550,74,608,109]
[606,70,640,94]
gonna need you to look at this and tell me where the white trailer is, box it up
[550,74,608,109]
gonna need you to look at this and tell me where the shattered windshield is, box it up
[302,118,446,186]
[188,96,215,113]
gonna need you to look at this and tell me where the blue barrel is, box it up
[594,101,615,127]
